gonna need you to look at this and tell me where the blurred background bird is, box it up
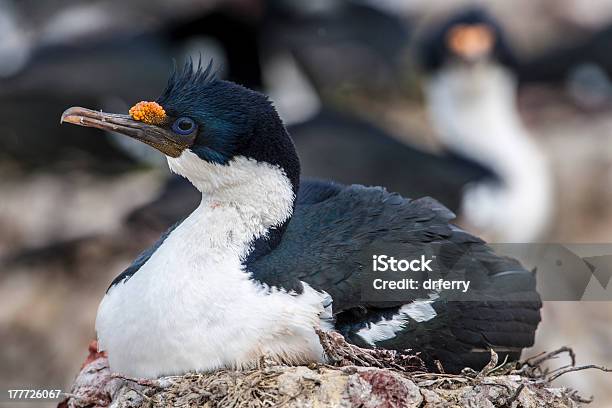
[2,0,612,406]
[416,8,553,243]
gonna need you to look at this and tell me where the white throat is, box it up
[426,63,553,242]
[166,151,296,252]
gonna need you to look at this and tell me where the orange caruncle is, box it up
[129,101,167,125]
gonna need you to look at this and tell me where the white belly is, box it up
[95,227,328,378]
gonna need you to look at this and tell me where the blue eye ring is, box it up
[172,117,196,135]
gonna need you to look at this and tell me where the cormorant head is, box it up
[417,7,517,73]
[61,60,300,198]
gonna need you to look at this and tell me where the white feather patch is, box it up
[357,293,439,346]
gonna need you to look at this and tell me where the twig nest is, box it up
[60,335,596,407]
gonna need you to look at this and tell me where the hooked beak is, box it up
[60,107,193,157]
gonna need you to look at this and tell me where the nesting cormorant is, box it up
[61,60,541,378]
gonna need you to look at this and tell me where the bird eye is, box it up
[172,117,196,135]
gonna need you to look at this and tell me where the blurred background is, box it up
[1,0,612,406]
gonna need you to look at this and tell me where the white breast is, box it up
[95,154,331,378]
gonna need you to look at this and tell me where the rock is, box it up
[346,368,422,408]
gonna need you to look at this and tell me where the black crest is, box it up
[157,58,217,109]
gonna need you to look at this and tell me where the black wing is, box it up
[250,181,461,310]
[249,181,541,371]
